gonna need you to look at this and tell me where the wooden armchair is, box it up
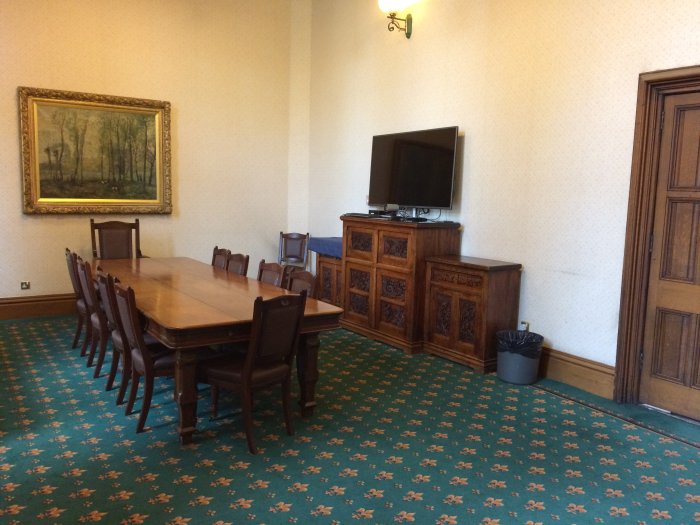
[278,232,309,270]
[198,290,307,454]
[91,218,143,259]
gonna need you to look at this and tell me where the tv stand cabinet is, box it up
[340,215,460,353]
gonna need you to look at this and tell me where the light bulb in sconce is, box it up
[378,0,418,38]
[378,0,418,13]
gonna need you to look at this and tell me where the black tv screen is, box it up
[368,126,458,210]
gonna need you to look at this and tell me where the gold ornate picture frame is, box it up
[19,87,172,214]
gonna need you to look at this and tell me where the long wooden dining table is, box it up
[94,256,343,444]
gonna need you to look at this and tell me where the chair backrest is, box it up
[91,218,142,259]
[65,248,83,298]
[278,232,309,268]
[244,290,307,372]
[212,246,231,269]
[286,269,316,297]
[76,257,103,320]
[96,271,124,341]
[226,253,250,276]
[257,259,285,287]
[113,282,154,371]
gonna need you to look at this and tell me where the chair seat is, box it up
[131,345,175,373]
[143,332,161,346]
[199,356,290,387]
[77,297,87,314]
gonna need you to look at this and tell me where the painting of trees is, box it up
[36,104,158,200]
[20,87,171,214]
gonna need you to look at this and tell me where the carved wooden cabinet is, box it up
[316,255,343,307]
[340,216,460,353]
[423,255,522,372]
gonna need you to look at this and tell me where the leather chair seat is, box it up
[131,345,175,372]
[200,356,289,387]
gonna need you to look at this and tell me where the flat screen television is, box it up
[368,126,458,211]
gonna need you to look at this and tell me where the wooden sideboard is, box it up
[423,255,522,372]
[340,215,461,353]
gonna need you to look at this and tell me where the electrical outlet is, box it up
[20,281,31,290]
[519,320,529,332]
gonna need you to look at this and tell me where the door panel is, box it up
[639,91,700,419]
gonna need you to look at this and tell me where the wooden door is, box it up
[638,91,700,419]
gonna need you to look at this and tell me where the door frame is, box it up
[615,65,700,403]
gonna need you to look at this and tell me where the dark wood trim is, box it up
[0,294,76,320]
[615,65,700,404]
[540,346,615,400]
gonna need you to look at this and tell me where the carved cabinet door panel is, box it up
[375,268,412,338]
[344,261,374,327]
[425,285,482,359]
[317,256,343,307]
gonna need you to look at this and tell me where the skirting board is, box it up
[1,294,616,399]
[539,346,615,399]
[0,294,76,321]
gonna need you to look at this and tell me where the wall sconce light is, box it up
[378,0,417,39]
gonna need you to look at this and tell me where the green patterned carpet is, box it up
[0,316,698,524]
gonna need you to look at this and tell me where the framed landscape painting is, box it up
[19,87,172,214]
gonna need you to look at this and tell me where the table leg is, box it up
[297,333,319,417]
[175,350,199,445]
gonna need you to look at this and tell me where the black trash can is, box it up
[496,330,544,385]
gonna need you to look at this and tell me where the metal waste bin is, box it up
[496,330,543,385]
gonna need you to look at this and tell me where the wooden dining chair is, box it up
[198,290,307,454]
[65,248,89,351]
[96,271,164,405]
[212,246,231,269]
[278,232,309,270]
[96,271,130,403]
[91,218,143,259]
[113,282,176,433]
[226,253,250,276]
[257,259,285,287]
[76,258,110,378]
[286,268,316,298]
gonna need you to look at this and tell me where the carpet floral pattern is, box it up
[0,316,698,524]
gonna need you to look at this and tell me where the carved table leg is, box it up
[297,333,319,417]
[175,350,199,445]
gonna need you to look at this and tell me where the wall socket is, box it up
[519,320,529,331]
[20,281,30,290]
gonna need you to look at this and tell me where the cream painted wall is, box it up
[288,0,312,232]
[2,0,698,369]
[307,0,700,365]
[0,0,291,297]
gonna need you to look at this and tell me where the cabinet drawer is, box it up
[345,227,376,262]
[378,230,413,269]
[429,265,484,292]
